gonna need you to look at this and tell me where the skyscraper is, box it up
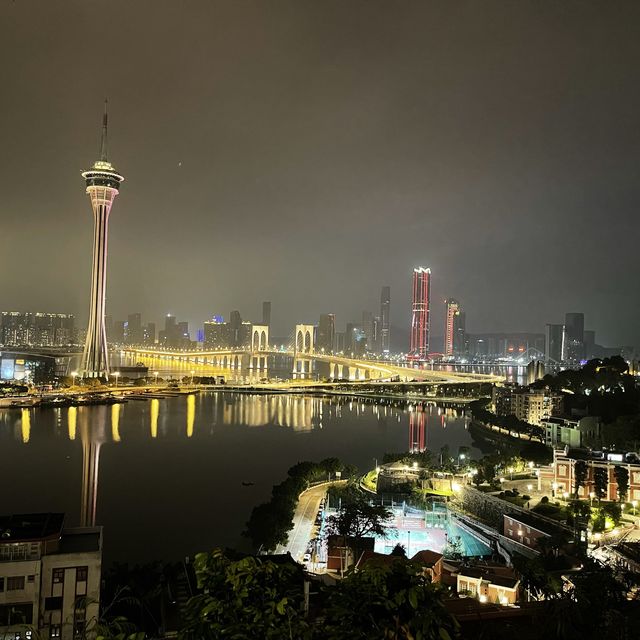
[444,299,460,357]
[126,313,143,344]
[317,314,336,353]
[362,311,374,352]
[564,313,585,362]
[81,102,124,378]
[545,324,565,364]
[262,301,271,327]
[380,286,390,354]
[410,267,431,359]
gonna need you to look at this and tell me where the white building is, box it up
[0,514,102,640]
[512,388,563,426]
[540,416,601,448]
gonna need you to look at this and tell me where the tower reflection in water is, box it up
[9,393,467,529]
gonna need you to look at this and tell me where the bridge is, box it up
[121,345,502,385]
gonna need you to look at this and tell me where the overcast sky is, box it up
[1,1,638,346]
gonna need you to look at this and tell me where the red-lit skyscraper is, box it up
[410,267,431,359]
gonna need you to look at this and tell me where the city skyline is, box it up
[1,2,639,349]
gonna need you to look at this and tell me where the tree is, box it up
[593,467,608,502]
[245,502,294,551]
[613,466,629,502]
[573,460,588,498]
[323,560,459,640]
[390,543,406,557]
[179,549,310,640]
[325,498,393,539]
[442,536,463,560]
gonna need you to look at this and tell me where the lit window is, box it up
[52,568,64,584]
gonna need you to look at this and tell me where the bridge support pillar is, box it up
[293,357,313,379]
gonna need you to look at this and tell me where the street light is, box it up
[113,372,120,389]
[190,370,195,386]
[154,371,159,385]
[71,371,78,387]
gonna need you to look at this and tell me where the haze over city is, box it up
[1,1,639,346]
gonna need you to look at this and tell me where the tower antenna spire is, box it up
[100,98,108,161]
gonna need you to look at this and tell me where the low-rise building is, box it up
[455,565,520,604]
[545,448,640,502]
[502,514,550,551]
[541,416,601,448]
[0,513,102,640]
[327,535,375,573]
[411,550,443,583]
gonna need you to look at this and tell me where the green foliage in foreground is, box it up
[180,549,311,640]
[179,549,459,640]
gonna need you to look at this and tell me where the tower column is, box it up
[80,102,124,378]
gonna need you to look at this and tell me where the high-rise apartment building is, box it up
[158,314,190,348]
[345,323,366,356]
[380,286,391,354]
[410,267,431,359]
[444,299,464,357]
[204,319,232,350]
[262,301,271,327]
[1,312,75,347]
[545,324,565,364]
[125,313,143,345]
[564,313,585,362]
[143,322,156,345]
[317,314,336,353]
[362,311,375,353]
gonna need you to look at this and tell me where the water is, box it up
[0,392,482,564]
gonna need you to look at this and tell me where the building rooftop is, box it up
[411,549,444,567]
[0,513,64,542]
[56,528,102,554]
[457,565,520,589]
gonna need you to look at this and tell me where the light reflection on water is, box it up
[0,392,481,564]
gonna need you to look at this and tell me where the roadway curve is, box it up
[277,483,330,561]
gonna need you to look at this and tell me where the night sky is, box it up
[1,1,638,347]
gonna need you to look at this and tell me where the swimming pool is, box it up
[374,506,491,557]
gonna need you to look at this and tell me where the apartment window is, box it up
[52,568,64,584]
[49,626,61,639]
[44,596,63,611]
[74,610,86,638]
[76,566,88,582]
[0,577,4,591]
[7,576,25,590]
[27,575,35,583]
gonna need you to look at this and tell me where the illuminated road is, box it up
[122,347,503,385]
[278,483,331,561]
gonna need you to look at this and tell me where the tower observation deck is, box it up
[81,102,124,378]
